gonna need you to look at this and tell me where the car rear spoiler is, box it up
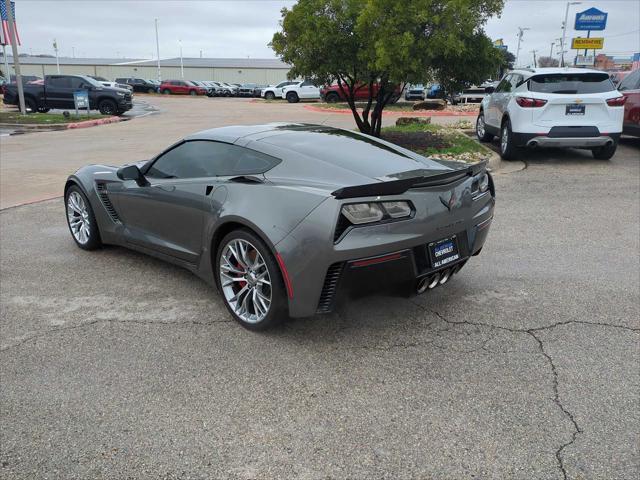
[331,161,487,199]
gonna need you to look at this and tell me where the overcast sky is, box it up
[10,0,640,64]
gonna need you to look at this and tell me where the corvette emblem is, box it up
[440,192,458,211]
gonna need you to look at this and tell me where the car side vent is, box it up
[96,182,121,223]
[333,214,351,243]
[316,262,344,314]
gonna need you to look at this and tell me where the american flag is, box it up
[0,1,21,46]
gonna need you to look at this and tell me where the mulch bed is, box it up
[381,131,450,151]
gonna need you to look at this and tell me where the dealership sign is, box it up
[574,7,608,31]
[571,37,604,50]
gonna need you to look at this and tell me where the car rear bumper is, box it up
[513,130,621,148]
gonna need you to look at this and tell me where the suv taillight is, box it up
[606,96,627,107]
[516,97,547,108]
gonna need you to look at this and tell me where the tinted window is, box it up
[47,76,72,88]
[618,70,640,91]
[528,73,615,94]
[495,75,512,93]
[115,78,126,83]
[301,80,314,87]
[146,141,281,179]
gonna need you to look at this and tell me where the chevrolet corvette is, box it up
[64,123,495,329]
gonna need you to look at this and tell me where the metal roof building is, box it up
[0,55,292,84]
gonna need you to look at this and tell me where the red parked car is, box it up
[320,82,402,103]
[160,80,207,96]
[618,69,640,137]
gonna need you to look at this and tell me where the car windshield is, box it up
[185,81,197,86]
[81,76,105,88]
[91,76,108,82]
[528,73,614,94]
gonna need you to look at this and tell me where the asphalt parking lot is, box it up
[1,97,639,479]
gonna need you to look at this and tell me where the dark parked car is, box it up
[191,81,215,97]
[252,84,269,97]
[159,80,207,96]
[238,83,258,97]
[63,123,494,330]
[3,74,132,115]
[618,69,640,137]
[114,77,158,94]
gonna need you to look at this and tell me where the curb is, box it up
[0,116,125,131]
[303,104,478,117]
[66,116,125,129]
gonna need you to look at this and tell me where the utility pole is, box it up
[515,27,530,68]
[561,2,581,67]
[53,39,60,73]
[531,50,538,68]
[155,18,161,82]
[72,46,75,58]
[549,42,555,58]
[179,39,184,79]
[5,0,24,113]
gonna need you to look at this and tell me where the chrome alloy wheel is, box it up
[219,239,272,324]
[501,126,509,153]
[66,191,91,244]
[477,115,485,138]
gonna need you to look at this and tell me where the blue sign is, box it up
[574,7,607,31]
[73,90,89,109]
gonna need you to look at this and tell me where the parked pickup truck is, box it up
[3,74,133,115]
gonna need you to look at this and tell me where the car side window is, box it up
[47,76,72,88]
[301,80,314,87]
[146,141,281,179]
[619,70,640,91]
[495,75,512,93]
[69,77,88,89]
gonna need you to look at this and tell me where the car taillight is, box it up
[516,97,547,108]
[606,96,627,107]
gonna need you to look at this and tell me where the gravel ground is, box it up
[0,131,638,478]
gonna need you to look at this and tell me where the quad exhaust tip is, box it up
[416,267,455,294]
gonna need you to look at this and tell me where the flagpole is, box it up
[53,38,60,73]
[155,18,161,82]
[2,44,10,81]
[5,0,24,114]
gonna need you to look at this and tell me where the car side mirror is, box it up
[485,86,495,94]
[117,165,148,186]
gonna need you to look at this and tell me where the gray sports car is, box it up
[64,123,495,329]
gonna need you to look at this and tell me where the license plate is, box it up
[566,104,585,115]
[428,236,460,269]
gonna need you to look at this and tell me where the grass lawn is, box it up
[381,122,491,163]
[0,111,110,124]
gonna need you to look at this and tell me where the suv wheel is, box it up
[325,92,340,103]
[476,112,494,142]
[24,97,38,113]
[98,99,117,116]
[163,88,171,94]
[500,119,518,161]
[592,143,617,160]
[286,92,299,103]
[147,88,155,94]
[264,91,276,100]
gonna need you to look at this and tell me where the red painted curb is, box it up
[66,116,123,129]
[303,104,478,117]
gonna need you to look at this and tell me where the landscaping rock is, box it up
[412,99,447,111]
[395,117,432,126]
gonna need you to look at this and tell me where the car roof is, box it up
[510,67,607,77]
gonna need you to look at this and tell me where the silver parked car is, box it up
[64,123,495,330]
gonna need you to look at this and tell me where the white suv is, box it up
[476,68,625,160]
[281,80,321,103]
[261,80,298,100]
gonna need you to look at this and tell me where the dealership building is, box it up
[0,55,292,84]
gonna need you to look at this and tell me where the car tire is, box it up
[591,143,617,160]
[216,229,287,331]
[499,119,518,161]
[286,92,299,103]
[264,91,276,100]
[476,112,494,142]
[65,185,102,251]
[325,92,340,103]
[147,88,155,94]
[98,99,118,116]
[37,107,50,113]
[189,90,197,96]
[24,96,38,113]
[163,89,171,95]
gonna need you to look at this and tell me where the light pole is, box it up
[515,27,530,68]
[549,42,555,58]
[5,0,24,114]
[560,1,581,67]
[155,18,161,83]
[53,39,60,73]
[179,40,184,79]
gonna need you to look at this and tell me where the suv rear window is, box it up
[528,73,614,94]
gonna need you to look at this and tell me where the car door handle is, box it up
[205,185,214,195]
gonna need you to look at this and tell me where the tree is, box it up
[537,56,559,67]
[271,0,504,137]
[497,49,515,77]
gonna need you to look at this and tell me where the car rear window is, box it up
[528,73,615,94]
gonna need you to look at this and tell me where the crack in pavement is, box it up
[410,300,639,480]
[0,317,233,353]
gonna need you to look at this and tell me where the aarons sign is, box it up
[574,7,608,31]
